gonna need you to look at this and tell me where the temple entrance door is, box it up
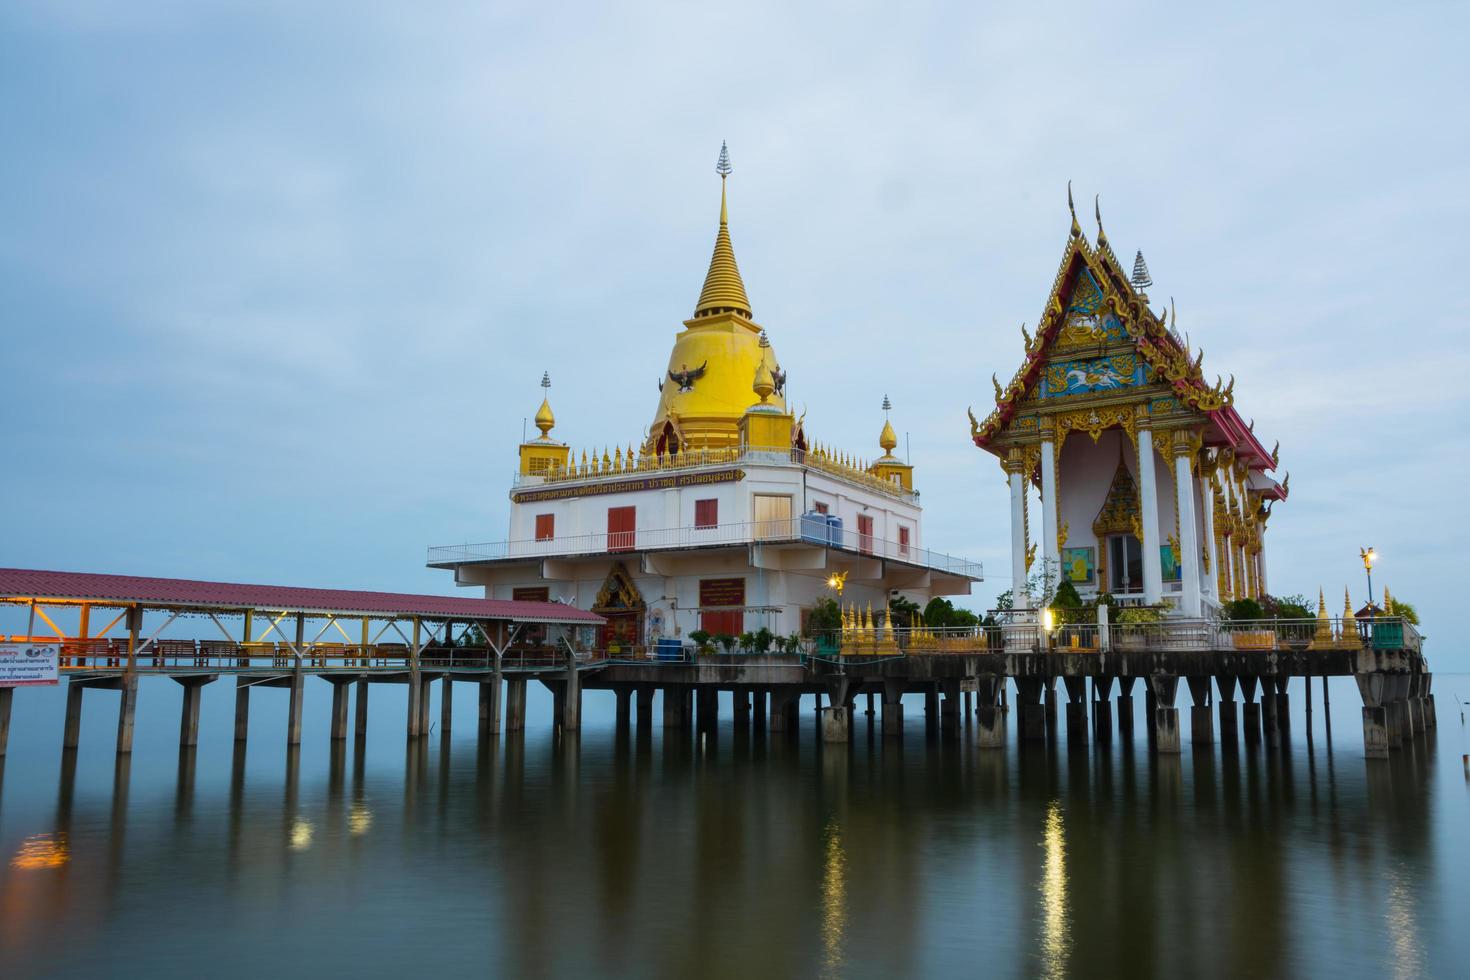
[592,561,646,655]
[1108,534,1144,595]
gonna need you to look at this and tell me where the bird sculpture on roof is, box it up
[668,360,708,393]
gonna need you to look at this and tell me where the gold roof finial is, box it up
[879,394,897,455]
[753,358,775,404]
[533,370,556,438]
[694,141,752,319]
[1067,180,1081,239]
[1094,194,1108,248]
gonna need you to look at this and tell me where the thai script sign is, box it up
[0,642,60,687]
[513,468,745,503]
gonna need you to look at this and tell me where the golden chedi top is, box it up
[534,371,556,439]
[648,143,786,451]
[518,371,570,476]
[879,418,898,455]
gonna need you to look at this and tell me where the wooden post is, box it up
[116,605,142,754]
[234,677,251,741]
[408,618,422,737]
[63,682,84,749]
[0,687,12,757]
[77,603,90,668]
[355,677,369,737]
[330,679,350,739]
[287,613,305,746]
[179,681,203,747]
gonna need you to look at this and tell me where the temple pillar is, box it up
[1356,673,1390,759]
[1148,674,1180,754]
[1007,450,1030,607]
[1172,433,1202,616]
[882,680,905,738]
[975,675,1004,748]
[1063,676,1088,745]
[1137,414,1164,604]
[1039,420,1060,588]
[1201,469,1219,601]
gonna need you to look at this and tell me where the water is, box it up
[1,676,1468,979]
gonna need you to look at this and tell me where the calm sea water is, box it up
[1,674,1468,979]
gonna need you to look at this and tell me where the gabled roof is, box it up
[0,568,605,624]
[970,197,1283,484]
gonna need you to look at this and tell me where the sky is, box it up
[3,2,1467,666]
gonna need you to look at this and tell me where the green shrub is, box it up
[715,633,736,653]
[689,629,711,651]
[753,627,774,654]
[805,598,842,636]
[1224,597,1265,621]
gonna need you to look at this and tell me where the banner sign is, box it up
[0,642,60,687]
[513,468,745,504]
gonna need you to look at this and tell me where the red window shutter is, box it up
[813,502,829,515]
[858,514,874,555]
[608,506,636,552]
[898,525,910,556]
[695,499,718,528]
[535,514,555,541]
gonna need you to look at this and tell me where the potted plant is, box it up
[715,633,736,655]
[805,598,843,655]
[688,629,713,654]
[753,627,774,654]
[1116,605,1164,650]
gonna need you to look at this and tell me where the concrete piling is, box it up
[1063,676,1088,745]
[355,677,369,738]
[63,683,84,749]
[1148,675,1181,754]
[116,673,139,754]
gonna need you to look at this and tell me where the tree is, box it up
[888,596,921,629]
[1389,598,1420,625]
[805,598,842,636]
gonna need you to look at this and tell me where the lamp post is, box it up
[1359,547,1377,615]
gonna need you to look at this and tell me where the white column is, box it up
[1200,472,1218,601]
[1172,437,1201,617]
[1039,427,1060,599]
[1007,454,1030,609]
[1137,423,1164,605]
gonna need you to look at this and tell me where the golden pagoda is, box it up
[646,142,786,453]
[518,371,571,476]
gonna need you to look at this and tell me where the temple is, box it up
[430,145,982,651]
[971,188,1288,617]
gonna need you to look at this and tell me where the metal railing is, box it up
[51,639,609,673]
[428,517,984,579]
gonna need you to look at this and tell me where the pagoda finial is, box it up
[694,141,751,319]
[1130,250,1153,292]
[879,395,897,455]
[1067,181,1081,238]
[533,369,555,438]
[1094,194,1108,248]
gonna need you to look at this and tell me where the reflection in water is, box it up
[0,678,1460,978]
[821,817,846,978]
[348,801,373,837]
[1386,863,1424,980]
[289,818,314,851]
[10,833,69,871]
[1039,799,1070,979]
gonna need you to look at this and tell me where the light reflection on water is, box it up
[0,675,1465,978]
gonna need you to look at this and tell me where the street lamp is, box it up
[1359,547,1377,614]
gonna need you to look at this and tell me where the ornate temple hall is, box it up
[972,192,1287,617]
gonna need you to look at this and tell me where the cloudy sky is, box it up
[3,2,1466,665]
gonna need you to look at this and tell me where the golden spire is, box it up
[694,141,752,319]
[879,394,898,456]
[1067,180,1081,239]
[533,370,555,438]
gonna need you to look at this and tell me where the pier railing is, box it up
[49,639,608,674]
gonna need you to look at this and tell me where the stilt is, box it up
[768,688,796,733]
[63,682,84,749]
[882,680,904,738]
[354,677,369,737]
[940,679,960,737]
[636,686,655,726]
[1148,674,1181,753]
[664,686,688,730]
[820,705,850,742]
[479,679,501,739]
[116,672,139,754]
[0,687,13,756]
[1063,676,1088,745]
[287,669,304,746]
[1275,678,1291,735]
[407,670,423,737]
[235,677,251,741]
[440,675,453,733]
[924,685,939,734]
[732,686,751,729]
[505,677,527,732]
[1117,675,1136,738]
[1044,678,1059,741]
[1016,677,1046,741]
[615,687,632,728]
[1240,675,1261,745]
[1215,675,1238,749]
[329,679,350,740]
[1357,670,1391,759]
[975,674,1004,749]
[1091,677,1114,744]
[178,680,204,747]
[751,689,766,728]
[1261,681,1280,748]
[1186,676,1213,746]
[866,690,876,717]
[418,675,432,735]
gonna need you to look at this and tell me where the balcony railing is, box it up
[514,446,919,502]
[428,517,984,580]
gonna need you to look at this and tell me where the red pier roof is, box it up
[0,567,603,625]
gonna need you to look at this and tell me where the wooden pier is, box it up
[0,569,1432,762]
